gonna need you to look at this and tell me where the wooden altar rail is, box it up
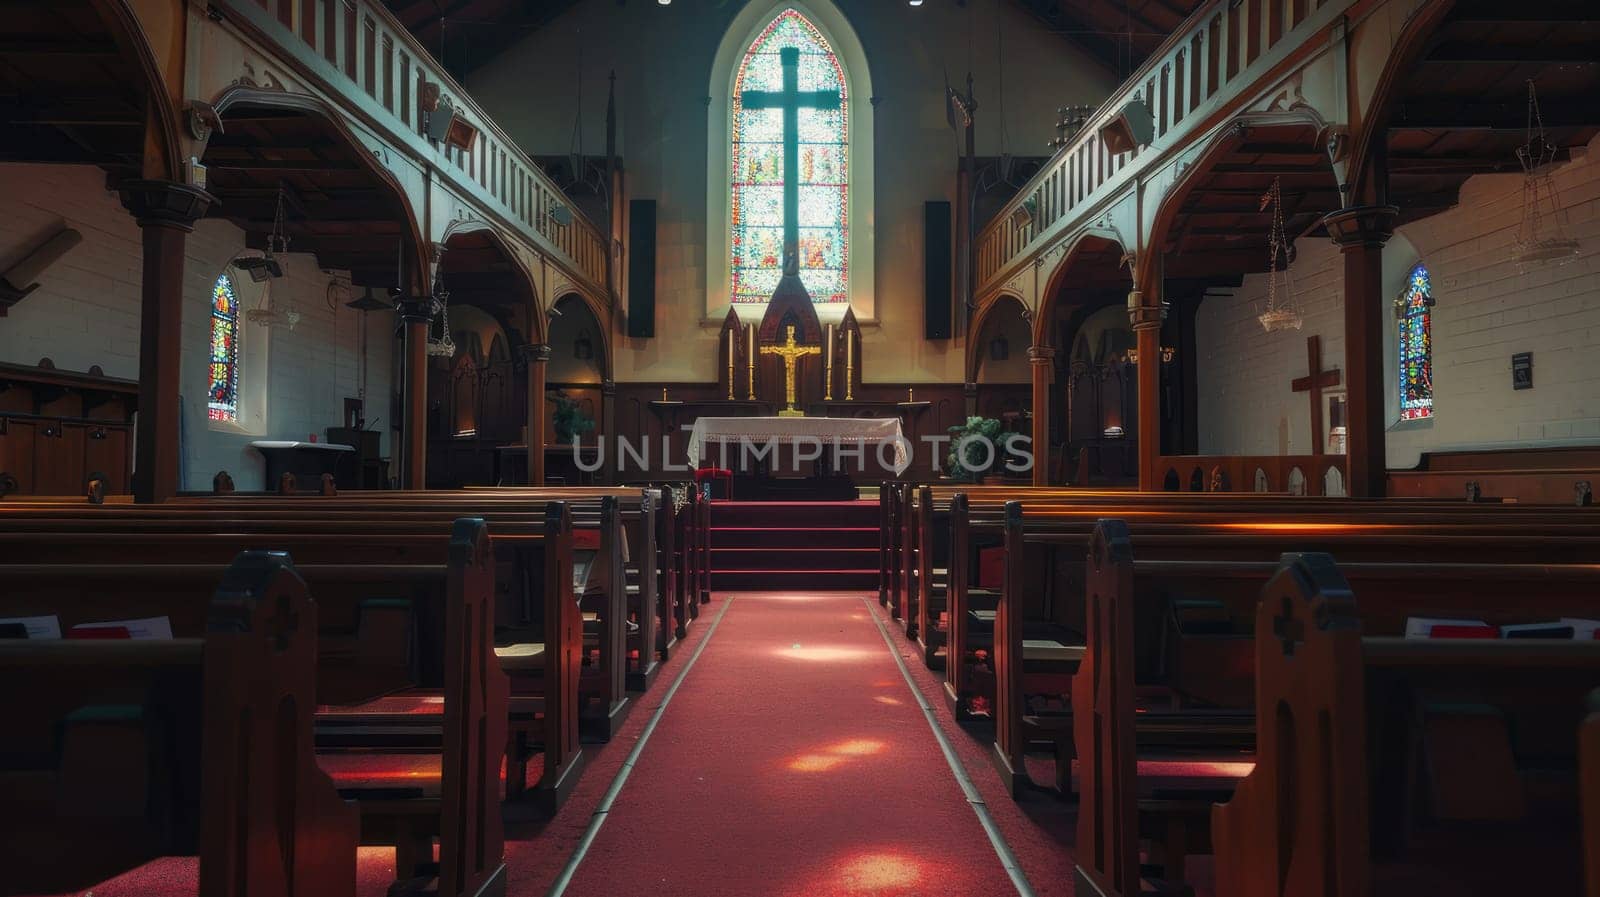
[974,0,1348,295]
[1157,454,1347,495]
[220,0,609,294]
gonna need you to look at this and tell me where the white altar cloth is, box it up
[686,416,909,467]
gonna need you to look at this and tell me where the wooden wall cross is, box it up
[1291,335,1341,456]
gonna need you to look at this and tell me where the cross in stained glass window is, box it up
[742,46,839,278]
[731,10,849,304]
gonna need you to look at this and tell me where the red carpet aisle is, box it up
[556,593,1026,897]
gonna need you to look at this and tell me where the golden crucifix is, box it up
[760,324,821,417]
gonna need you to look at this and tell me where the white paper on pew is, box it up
[71,616,174,640]
[1561,619,1600,640]
[1404,617,1488,640]
[0,615,62,640]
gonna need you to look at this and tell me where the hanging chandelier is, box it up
[425,282,457,358]
[1257,176,1303,332]
[1514,80,1580,268]
[242,184,301,330]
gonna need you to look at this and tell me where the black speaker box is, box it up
[627,199,656,338]
[924,200,952,340]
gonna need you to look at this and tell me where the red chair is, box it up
[695,467,733,501]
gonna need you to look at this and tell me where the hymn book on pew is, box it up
[0,615,61,639]
[1405,616,1600,640]
[0,615,176,640]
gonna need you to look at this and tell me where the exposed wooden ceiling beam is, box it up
[0,39,120,56]
[1447,0,1596,23]
[206,158,361,172]
[1423,45,1600,65]
[1389,102,1598,131]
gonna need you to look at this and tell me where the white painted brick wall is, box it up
[0,164,396,491]
[1197,136,1600,468]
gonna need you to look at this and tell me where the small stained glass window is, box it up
[1397,263,1433,421]
[208,273,240,423]
[730,9,848,304]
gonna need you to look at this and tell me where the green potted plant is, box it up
[945,416,1004,482]
[550,391,595,444]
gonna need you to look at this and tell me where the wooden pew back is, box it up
[1213,554,1600,897]
[0,553,359,897]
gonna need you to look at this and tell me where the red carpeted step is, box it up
[708,500,878,529]
[711,526,879,549]
[711,570,879,591]
[712,547,877,571]
[707,499,882,593]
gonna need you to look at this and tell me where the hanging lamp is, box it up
[1256,177,1303,332]
[1514,79,1580,268]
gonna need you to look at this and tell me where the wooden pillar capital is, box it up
[117,179,215,231]
[1127,289,1167,330]
[1323,205,1399,250]
[516,343,553,365]
[1026,345,1057,365]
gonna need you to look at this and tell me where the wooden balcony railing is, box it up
[974,0,1347,298]
[219,0,610,298]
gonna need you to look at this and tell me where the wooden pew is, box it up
[1075,519,1600,895]
[0,518,513,895]
[0,505,586,812]
[947,492,1600,723]
[0,552,359,897]
[2,492,641,745]
[1212,553,1600,897]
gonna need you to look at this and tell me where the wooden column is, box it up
[520,343,551,485]
[117,180,215,504]
[1129,289,1165,491]
[396,296,439,490]
[1027,346,1055,485]
[1323,205,1398,498]
[601,379,617,484]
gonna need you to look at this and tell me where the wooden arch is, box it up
[439,220,546,345]
[97,0,183,181]
[1138,110,1336,299]
[552,291,612,383]
[1035,231,1132,348]
[206,88,433,297]
[966,292,1029,383]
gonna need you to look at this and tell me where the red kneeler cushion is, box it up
[573,529,600,550]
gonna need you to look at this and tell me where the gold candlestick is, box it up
[845,328,855,401]
[746,323,756,401]
[823,324,836,401]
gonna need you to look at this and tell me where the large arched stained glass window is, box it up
[1397,262,1434,420]
[730,9,848,304]
[208,273,240,422]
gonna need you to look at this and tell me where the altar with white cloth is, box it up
[686,417,909,498]
[687,416,909,467]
